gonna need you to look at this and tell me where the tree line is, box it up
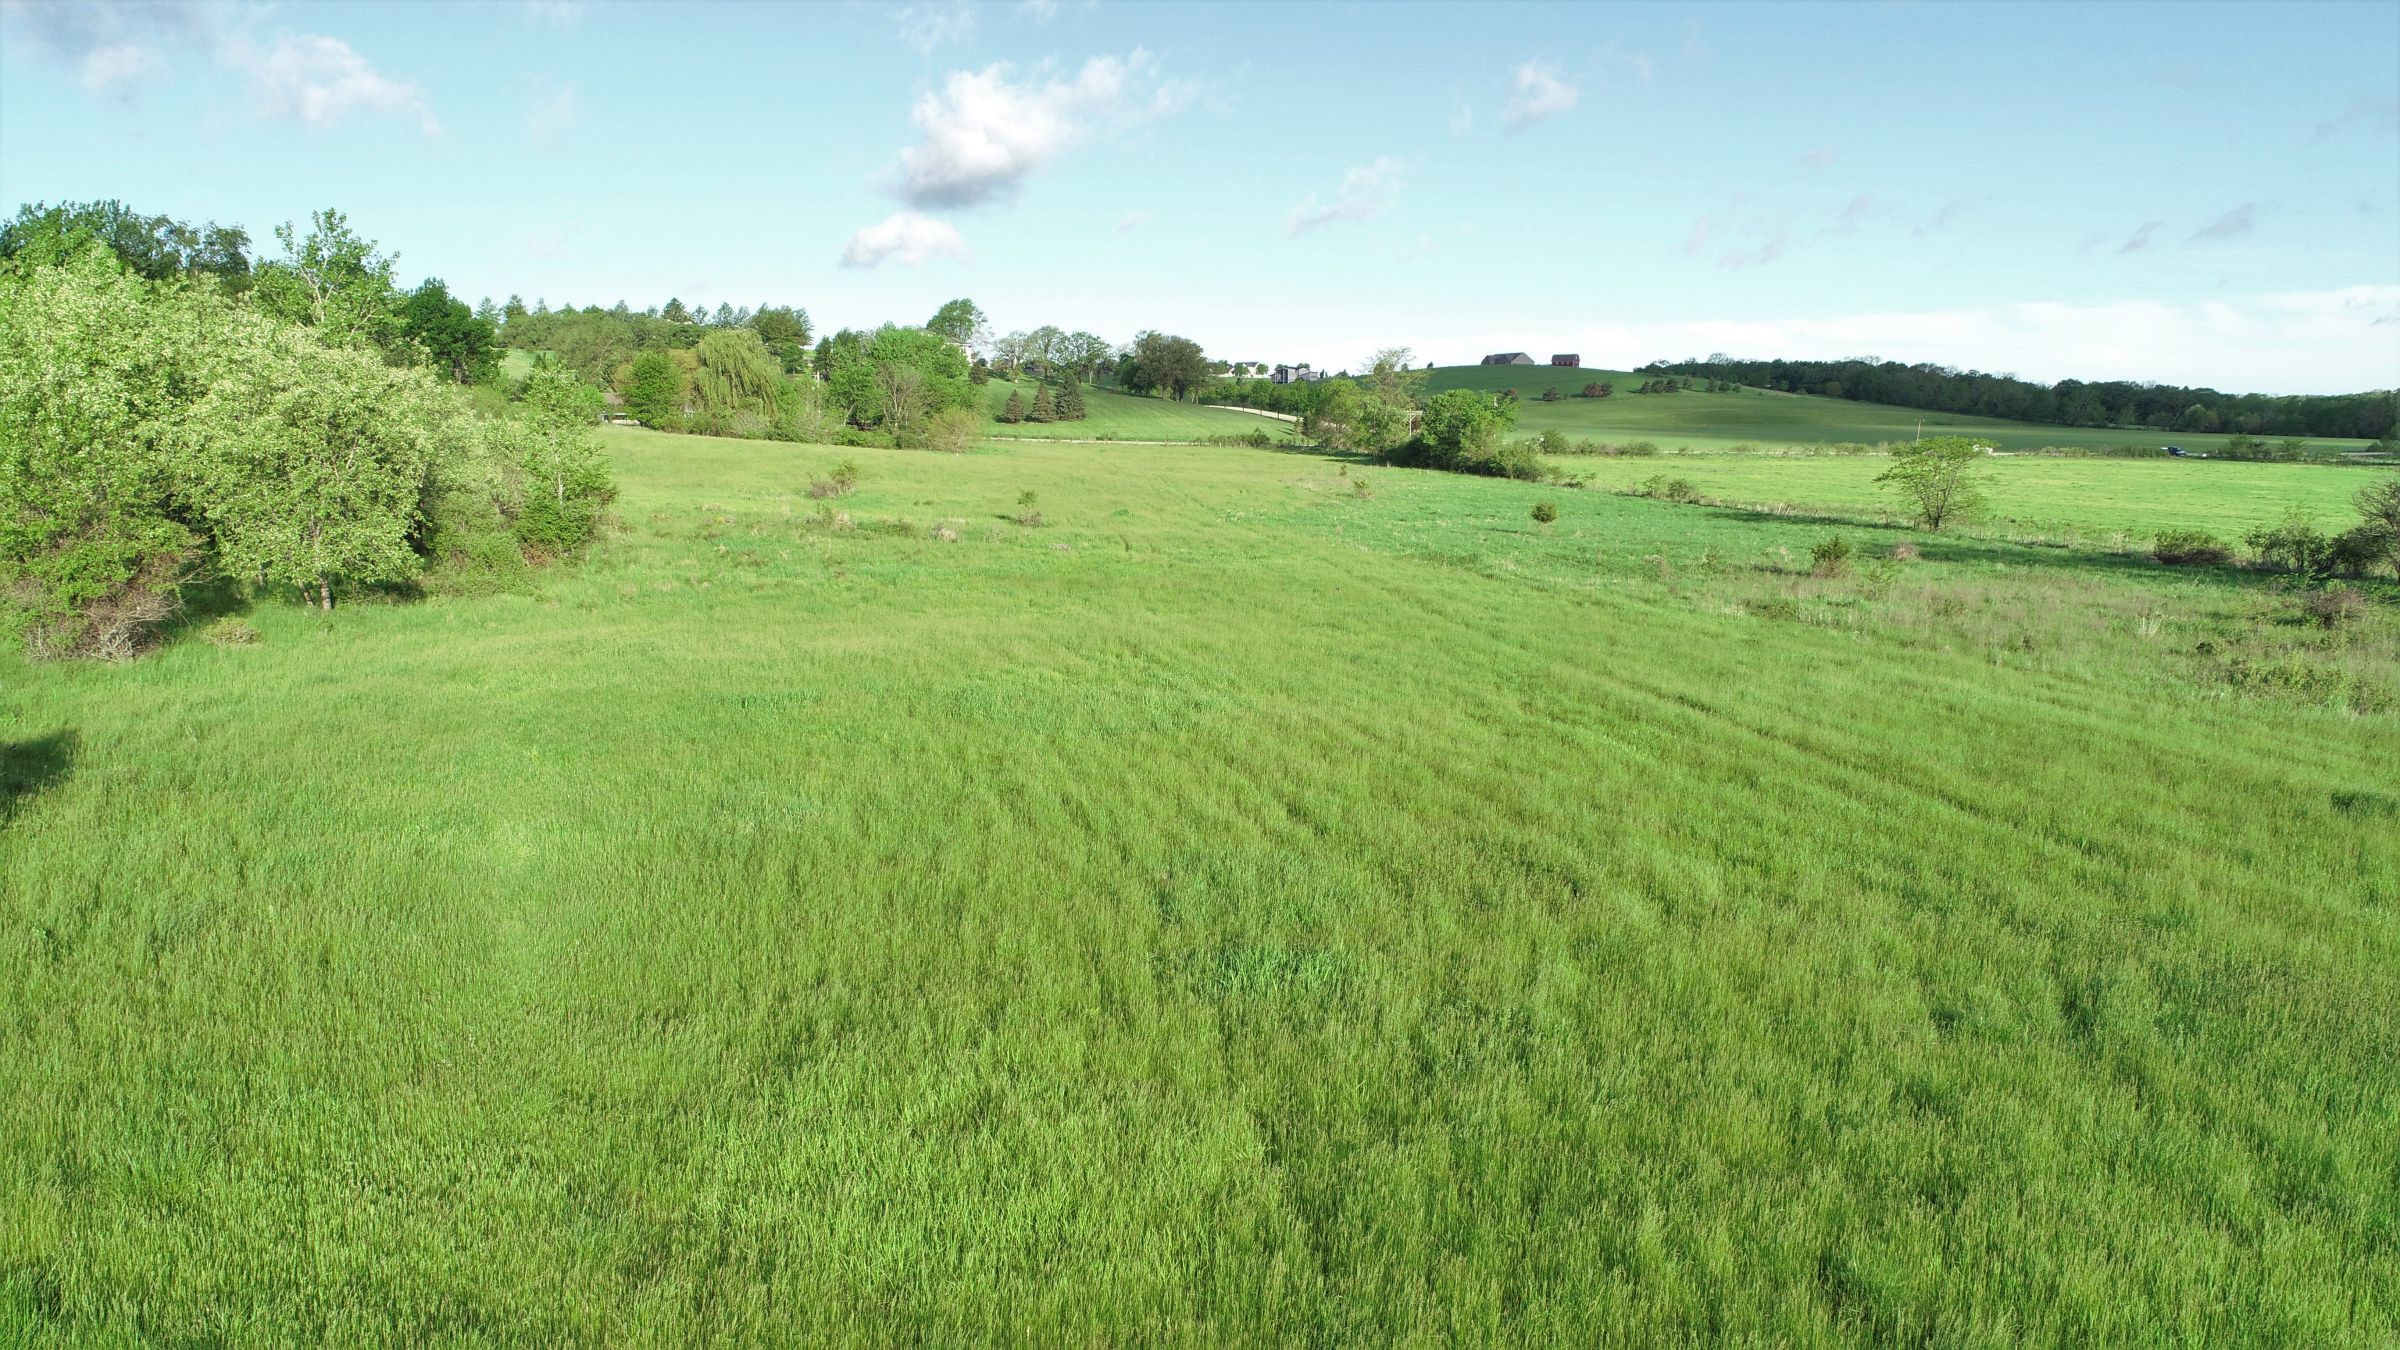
[0,201,614,659]
[1649,354,2399,442]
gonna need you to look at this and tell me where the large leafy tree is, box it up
[252,209,402,356]
[926,298,988,350]
[399,278,499,384]
[505,362,616,552]
[0,199,251,291]
[1118,331,1210,401]
[748,305,813,372]
[619,351,686,427]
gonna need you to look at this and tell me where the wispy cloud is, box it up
[2188,202,2259,243]
[1,0,204,95]
[1915,198,1978,237]
[841,211,972,268]
[1287,157,1406,236]
[526,82,577,148]
[522,0,585,26]
[1448,97,1474,136]
[222,32,437,135]
[895,2,977,56]
[1799,146,1837,170]
[2117,220,2161,254]
[889,49,1194,209]
[2315,95,2399,141]
[1114,208,1154,234]
[1502,60,1578,131]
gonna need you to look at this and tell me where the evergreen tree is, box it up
[998,388,1027,424]
[1055,379,1086,421]
[1027,384,1057,423]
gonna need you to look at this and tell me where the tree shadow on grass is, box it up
[1690,502,2308,593]
[2,730,76,825]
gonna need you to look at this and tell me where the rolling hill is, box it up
[1422,364,2381,456]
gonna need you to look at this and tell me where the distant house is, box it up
[1481,352,1535,366]
[1551,353,1580,367]
[1272,363,1321,385]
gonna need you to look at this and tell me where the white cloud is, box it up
[527,83,578,148]
[1018,0,1060,20]
[895,2,977,56]
[1114,208,1154,233]
[522,0,584,25]
[1502,61,1578,131]
[1556,286,2400,394]
[223,33,436,134]
[890,49,1191,209]
[1799,146,1836,170]
[841,212,972,268]
[1287,156,1406,236]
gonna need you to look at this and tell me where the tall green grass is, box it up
[2,428,2392,1343]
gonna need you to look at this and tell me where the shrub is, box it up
[2302,585,2369,630]
[2151,528,2231,566]
[1539,386,1562,402]
[924,407,983,454]
[829,459,861,493]
[2332,523,2398,579]
[2245,510,2336,579]
[1014,490,1043,527]
[1809,534,1854,577]
[1873,436,1990,531]
[1351,476,1374,500]
[1890,542,1921,562]
[1531,500,1558,526]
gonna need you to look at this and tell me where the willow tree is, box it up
[692,328,784,419]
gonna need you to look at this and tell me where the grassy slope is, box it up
[1426,364,2380,455]
[2,429,2393,1343]
[980,377,1296,442]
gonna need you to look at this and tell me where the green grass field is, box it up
[1563,451,2379,542]
[1426,363,2383,456]
[981,377,1296,442]
[4,428,2394,1343]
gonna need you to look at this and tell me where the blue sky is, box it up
[4,0,2397,392]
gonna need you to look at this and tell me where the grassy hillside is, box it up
[3,429,2392,1342]
[981,377,1298,442]
[1426,363,2381,456]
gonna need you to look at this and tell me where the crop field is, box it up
[981,378,1297,442]
[1424,364,2384,456]
[3,429,2394,1343]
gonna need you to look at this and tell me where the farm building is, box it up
[1481,352,1535,366]
[1271,364,1324,385]
[1551,354,1580,367]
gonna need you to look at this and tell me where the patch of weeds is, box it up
[1810,534,1854,578]
[202,617,259,647]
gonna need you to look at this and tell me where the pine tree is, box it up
[998,389,1026,424]
[1027,384,1057,423]
[1054,379,1086,421]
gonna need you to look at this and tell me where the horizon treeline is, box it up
[1649,355,2397,442]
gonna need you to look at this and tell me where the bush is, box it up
[1531,500,1558,526]
[2302,585,2369,630]
[1891,542,1921,562]
[2245,510,2336,579]
[2151,528,2231,566]
[1809,534,1854,577]
[1014,490,1043,527]
[1638,475,1700,503]
[2332,523,2398,579]
[924,407,983,454]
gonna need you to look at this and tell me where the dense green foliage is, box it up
[1115,330,1212,401]
[0,199,252,291]
[0,245,611,653]
[2,426,2390,1341]
[1874,436,1993,531]
[1653,354,2399,441]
